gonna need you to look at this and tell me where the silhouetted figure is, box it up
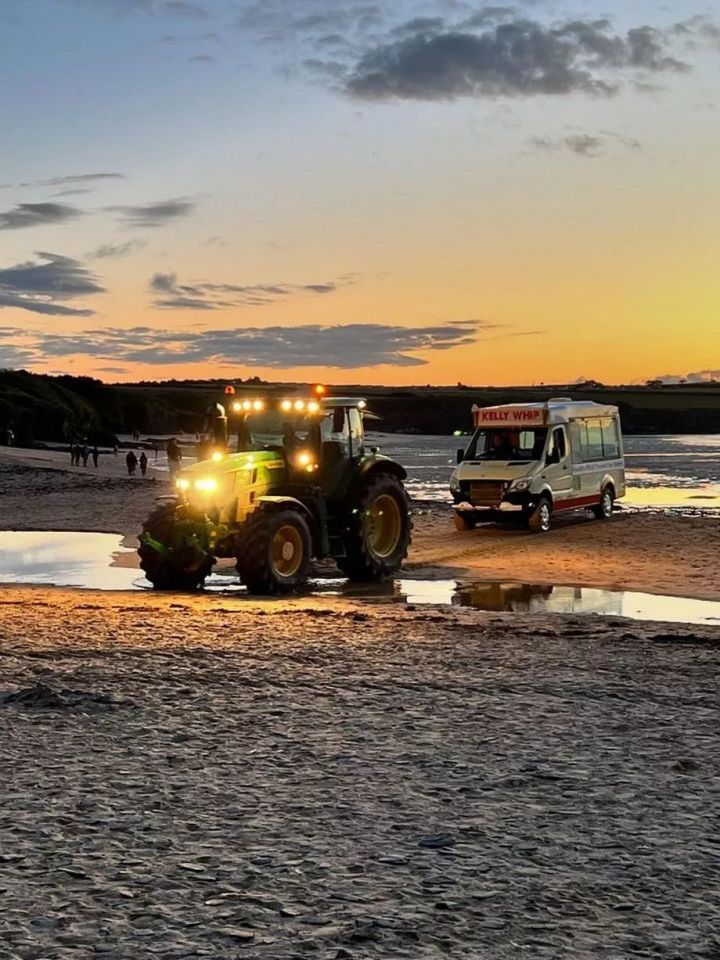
[139,451,148,476]
[166,438,182,479]
[92,446,99,469]
[70,444,77,465]
[81,444,90,467]
[126,450,138,476]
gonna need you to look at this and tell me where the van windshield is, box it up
[464,427,548,462]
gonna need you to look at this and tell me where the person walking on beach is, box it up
[70,443,77,465]
[125,450,138,476]
[166,438,182,480]
[81,443,90,467]
[139,451,148,476]
[92,445,99,469]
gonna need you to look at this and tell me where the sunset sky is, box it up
[1,0,718,386]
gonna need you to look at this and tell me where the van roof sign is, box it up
[473,405,546,427]
[471,399,619,428]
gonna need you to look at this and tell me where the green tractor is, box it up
[138,390,412,594]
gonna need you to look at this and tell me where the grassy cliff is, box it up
[1,370,719,444]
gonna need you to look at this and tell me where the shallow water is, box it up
[1,531,719,626]
[367,431,720,511]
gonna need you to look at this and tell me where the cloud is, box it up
[19,172,125,188]
[530,131,642,157]
[344,17,692,101]
[188,53,214,62]
[0,202,84,231]
[163,0,208,17]
[87,239,147,259]
[0,252,104,317]
[148,270,353,309]
[107,197,196,227]
[35,319,489,368]
[652,369,720,384]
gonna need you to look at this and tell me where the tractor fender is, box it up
[356,455,407,483]
[255,495,314,522]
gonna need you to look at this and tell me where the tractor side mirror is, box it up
[456,447,464,464]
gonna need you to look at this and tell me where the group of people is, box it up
[70,443,99,468]
[125,450,149,476]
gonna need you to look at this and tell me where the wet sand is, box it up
[1,449,719,957]
[2,450,720,599]
[1,586,719,958]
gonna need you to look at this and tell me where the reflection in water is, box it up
[1,532,720,625]
[0,531,145,591]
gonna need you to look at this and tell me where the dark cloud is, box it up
[107,198,196,227]
[0,332,37,370]
[36,319,487,368]
[0,202,84,231]
[149,271,352,309]
[0,252,104,317]
[19,172,125,188]
[87,239,147,259]
[530,131,642,157]
[163,0,208,18]
[345,17,691,101]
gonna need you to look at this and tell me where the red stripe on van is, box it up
[553,494,602,512]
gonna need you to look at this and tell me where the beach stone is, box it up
[418,834,455,849]
[216,927,256,942]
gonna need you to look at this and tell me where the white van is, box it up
[449,398,626,533]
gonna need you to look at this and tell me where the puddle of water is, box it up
[0,531,147,591]
[1,531,720,626]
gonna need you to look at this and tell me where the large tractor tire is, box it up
[237,508,312,595]
[337,474,412,582]
[138,503,215,590]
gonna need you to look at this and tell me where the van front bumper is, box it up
[452,489,536,520]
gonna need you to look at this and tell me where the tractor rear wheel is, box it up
[138,503,215,590]
[237,508,312,595]
[337,474,412,581]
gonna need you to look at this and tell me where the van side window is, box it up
[547,427,566,463]
[600,418,620,458]
[571,417,620,461]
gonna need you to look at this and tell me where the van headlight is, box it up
[449,470,460,493]
[509,478,531,492]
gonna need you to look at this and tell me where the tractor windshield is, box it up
[236,410,314,452]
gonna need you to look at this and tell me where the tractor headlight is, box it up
[194,477,218,493]
[509,478,532,492]
[211,450,224,462]
[296,450,318,472]
[176,478,190,491]
[449,470,460,493]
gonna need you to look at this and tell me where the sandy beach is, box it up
[1,448,719,958]
[2,448,720,599]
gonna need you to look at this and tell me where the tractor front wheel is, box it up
[138,503,215,590]
[237,508,312,595]
[337,474,412,582]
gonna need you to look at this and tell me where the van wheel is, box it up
[454,511,477,531]
[528,497,552,534]
[593,486,614,520]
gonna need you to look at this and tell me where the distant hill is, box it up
[1,369,719,444]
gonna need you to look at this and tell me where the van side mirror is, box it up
[546,448,560,466]
[456,448,464,464]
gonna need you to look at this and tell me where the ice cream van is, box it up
[449,399,626,533]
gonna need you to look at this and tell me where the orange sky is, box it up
[1,1,718,385]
